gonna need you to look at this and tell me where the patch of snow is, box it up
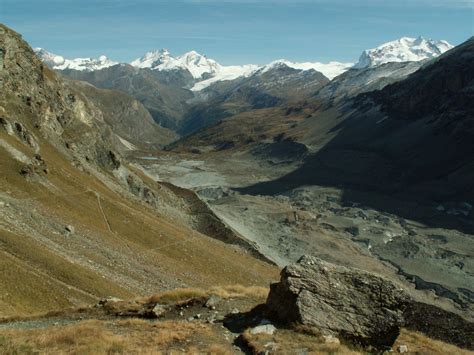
[191,64,259,91]
[354,36,453,68]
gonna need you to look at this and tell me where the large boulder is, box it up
[266,255,409,349]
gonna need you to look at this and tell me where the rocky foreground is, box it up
[0,258,472,354]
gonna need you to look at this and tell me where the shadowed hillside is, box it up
[237,38,474,233]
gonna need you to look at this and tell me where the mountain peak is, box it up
[354,36,454,68]
[130,49,221,79]
[130,48,171,68]
[181,50,201,57]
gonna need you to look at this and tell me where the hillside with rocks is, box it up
[0,23,277,318]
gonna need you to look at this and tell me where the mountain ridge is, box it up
[35,35,452,90]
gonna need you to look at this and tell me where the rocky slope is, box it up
[65,79,176,150]
[58,64,194,131]
[181,64,329,135]
[315,61,423,103]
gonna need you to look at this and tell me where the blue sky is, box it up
[1,0,473,64]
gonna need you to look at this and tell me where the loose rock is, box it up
[151,304,167,318]
[398,344,408,353]
[323,335,340,345]
[250,324,277,335]
[205,294,221,309]
[266,255,409,349]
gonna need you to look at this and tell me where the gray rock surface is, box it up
[249,324,277,335]
[151,304,167,318]
[266,255,409,348]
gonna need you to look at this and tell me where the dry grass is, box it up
[147,285,269,304]
[0,318,232,354]
[0,320,125,354]
[241,326,474,355]
[209,285,269,299]
[393,328,473,355]
[186,345,232,355]
[148,288,209,304]
[242,328,361,355]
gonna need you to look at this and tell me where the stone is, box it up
[398,344,408,353]
[206,315,216,324]
[205,294,221,309]
[266,255,409,349]
[323,335,340,345]
[97,297,122,307]
[65,225,75,234]
[151,303,167,318]
[215,314,225,322]
[0,201,5,208]
[249,324,277,335]
[0,117,13,135]
[264,342,278,351]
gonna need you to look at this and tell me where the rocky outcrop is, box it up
[58,64,194,131]
[266,256,409,349]
[66,79,177,149]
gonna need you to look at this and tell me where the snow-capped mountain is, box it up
[354,36,453,68]
[117,48,352,88]
[130,49,221,79]
[189,59,352,91]
[260,59,353,80]
[34,48,118,71]
[35,36,453,90]
[130,49,172,69]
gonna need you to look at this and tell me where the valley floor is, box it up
[135,149,474,319]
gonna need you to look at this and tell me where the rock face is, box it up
[266,255,409,349]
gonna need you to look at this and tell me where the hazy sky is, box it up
[1,0,473,64]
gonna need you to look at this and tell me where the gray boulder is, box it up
[266,255,409,349]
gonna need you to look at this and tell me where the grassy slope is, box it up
[0,127,278,317]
